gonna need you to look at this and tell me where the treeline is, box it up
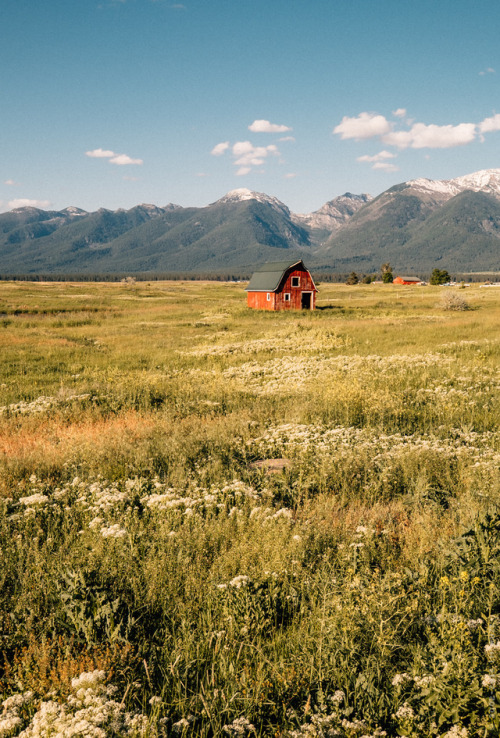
[322,271,500,285]
[0,272,252,283]
[0,271,498,284]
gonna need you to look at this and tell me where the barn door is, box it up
[301,292,312,309]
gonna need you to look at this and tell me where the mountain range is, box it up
[1,168,499,274]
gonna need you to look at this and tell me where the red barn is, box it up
[393,276,422,285]
[245,259,317,310]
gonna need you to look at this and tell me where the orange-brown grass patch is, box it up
[1,633,137,698]
[0,412,160,489]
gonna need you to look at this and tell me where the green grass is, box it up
[0,280,499,736]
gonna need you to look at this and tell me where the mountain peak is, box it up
[407,168,500,198]
[214,188,290,214]
[293,192,372,232]
[62,206,87,216]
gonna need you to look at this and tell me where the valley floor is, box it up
[0,280,499,737]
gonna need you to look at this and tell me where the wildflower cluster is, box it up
[0,394,90,416]
[186,327,349,357]
[285,692,387,737]
[0,671,150,737]
[4,475,296,543]
[249,423,499,482]
[222,353,453,394]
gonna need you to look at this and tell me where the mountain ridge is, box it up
[0,168,499,274]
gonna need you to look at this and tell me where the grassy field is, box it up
[0,279,499,737]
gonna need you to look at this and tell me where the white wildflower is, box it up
[18,494,49,506]
[222,716,256,735]
[100,524,127,539]
[391,672,413,687]
[229,575,250,589]
[329,689,345,706]
[394,703,415,722]
[485,641,500,660]
[172,717,190,733]
[441,727,468,738]
[482,674,497,688]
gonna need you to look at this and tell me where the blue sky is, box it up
[1,0,500,214]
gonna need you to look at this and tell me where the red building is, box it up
[393,276,423,285]
[246,259,317,310]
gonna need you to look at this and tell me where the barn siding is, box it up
[247,291,276,309]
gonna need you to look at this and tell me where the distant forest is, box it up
[0,271,499,283]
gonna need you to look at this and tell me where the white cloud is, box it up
[232,141,279,169]
[279,136,295,142]
[357,151,398,172]
[372,162,399,172]
[109,154,143,165]
[4,179,20,186]
[333,108,499,156]
[356,150,396,163]
[333,112,393,140]
[211,141,230,156]
[8,198,51,210]
[479,67,495,75]
[479,113,500,133]
[379,130,414,148]
[86,148,116,158]
[86,148,142,165]
[248,119,292,133]
[383,122,476,149]
[284,172,297,179]
[212,132,282,176]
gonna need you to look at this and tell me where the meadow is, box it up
[0,279,499,737]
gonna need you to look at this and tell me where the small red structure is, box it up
[393,276,422,285]
[246,259,317,310]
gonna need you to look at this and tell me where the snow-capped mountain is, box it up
[62,206,88,217]
[214,188,291,217]
[0,168,498,274]
[406,168,500,199]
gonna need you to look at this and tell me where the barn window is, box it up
[291,276,300,287]
[266,293,271,301]
[284,293,291,301]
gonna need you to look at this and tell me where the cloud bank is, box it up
[8,198,51,210]
[335,109,500,170]
[334,110,500,151]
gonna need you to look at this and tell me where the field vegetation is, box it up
[0,280,499,737]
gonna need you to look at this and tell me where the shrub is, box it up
[440,292,470,311]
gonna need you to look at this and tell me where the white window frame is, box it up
[266,292,271,301]
[291,276,300,287]
[284,292,291,302]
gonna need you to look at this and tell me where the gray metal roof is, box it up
[245,259,306,292]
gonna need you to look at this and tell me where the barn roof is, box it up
[245,259,308,292]
[397,276,422,282]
